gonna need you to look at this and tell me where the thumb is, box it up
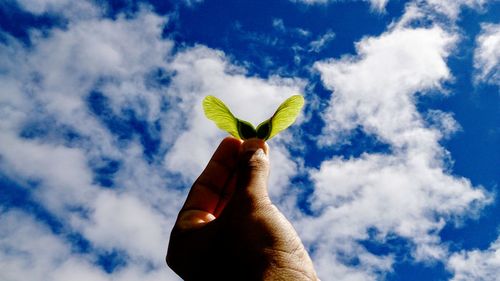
[235,139,270,205]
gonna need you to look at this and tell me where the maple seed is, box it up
[202,95,304,140]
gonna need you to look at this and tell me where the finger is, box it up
[180,137,242,216]
[233,139,270,205]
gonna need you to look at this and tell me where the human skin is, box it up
[167,137,318,281]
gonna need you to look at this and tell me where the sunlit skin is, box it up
[167,137,318,280]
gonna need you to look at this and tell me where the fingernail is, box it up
[253,148,267,160]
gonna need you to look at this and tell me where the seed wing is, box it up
[202,95,241,139]
[267,95,304,140]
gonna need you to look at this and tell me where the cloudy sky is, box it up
[0,0,499,280]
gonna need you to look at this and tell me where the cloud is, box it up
[309,30,336,53]
[305,18,491,281]
[423,0,488,19]
[14,0,101,19]
[474,23,500,87]
[291,0,488,18]
[162,45,306,198]
[74,190,169,259]
[0,2,308,280]
[179,0,204,7]
[448,237,500,281]
[395,0,492,29]
[425,109,462,139]
[368,0,389,11]
[0,6,182,278]
[0,209,108,281]
[315,27,456,147]
[0,209,181,281]
[0,4,174,208]
[291,0,389,12]
[273,18,311,37]
[0,133,96,212]
[1,0,496,280]
[272,18,286,32]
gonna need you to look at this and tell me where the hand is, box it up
[166,137,318,281]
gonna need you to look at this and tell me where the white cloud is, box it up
[28,8,171,121]
[368,0,389,11]
[307,22,491,281]
[315,27,455,147]
[309,30,336,53]
[15,0,101,19]
[180,0,204,7]
[392,0,491,28]
[0,7,182,278]
[74,190,169,260]
[1,1,496,281]
[291,0,389,11]
[425,109,462,139]
[162,45,306,191]
[292,0,488,18]
[272,18,311,37]
[423,0,488,19]
[0,2,300,281]
[0,5,174,212]
[0,2,307,280]
[273,18,286,32]
[0,133,97,212]
[448,237,500,281]
[0,209,108,281]
[474,23,500,87]
[0,209,180,281]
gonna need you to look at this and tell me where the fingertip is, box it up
[241,138,269,155]
[220,136,243,152]
[222,136,243,145]
[263,141,269,155]
[211,136,243,167]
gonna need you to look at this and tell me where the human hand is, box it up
[166,137,318,280]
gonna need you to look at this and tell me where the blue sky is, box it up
[0,0,499,280]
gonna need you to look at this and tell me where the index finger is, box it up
[180,137,242,215]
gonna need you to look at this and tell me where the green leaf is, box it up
[203,95,305,141]
[202,95,241,139]
[263,95,304,140]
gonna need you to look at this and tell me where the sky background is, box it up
[0,0,499,280]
